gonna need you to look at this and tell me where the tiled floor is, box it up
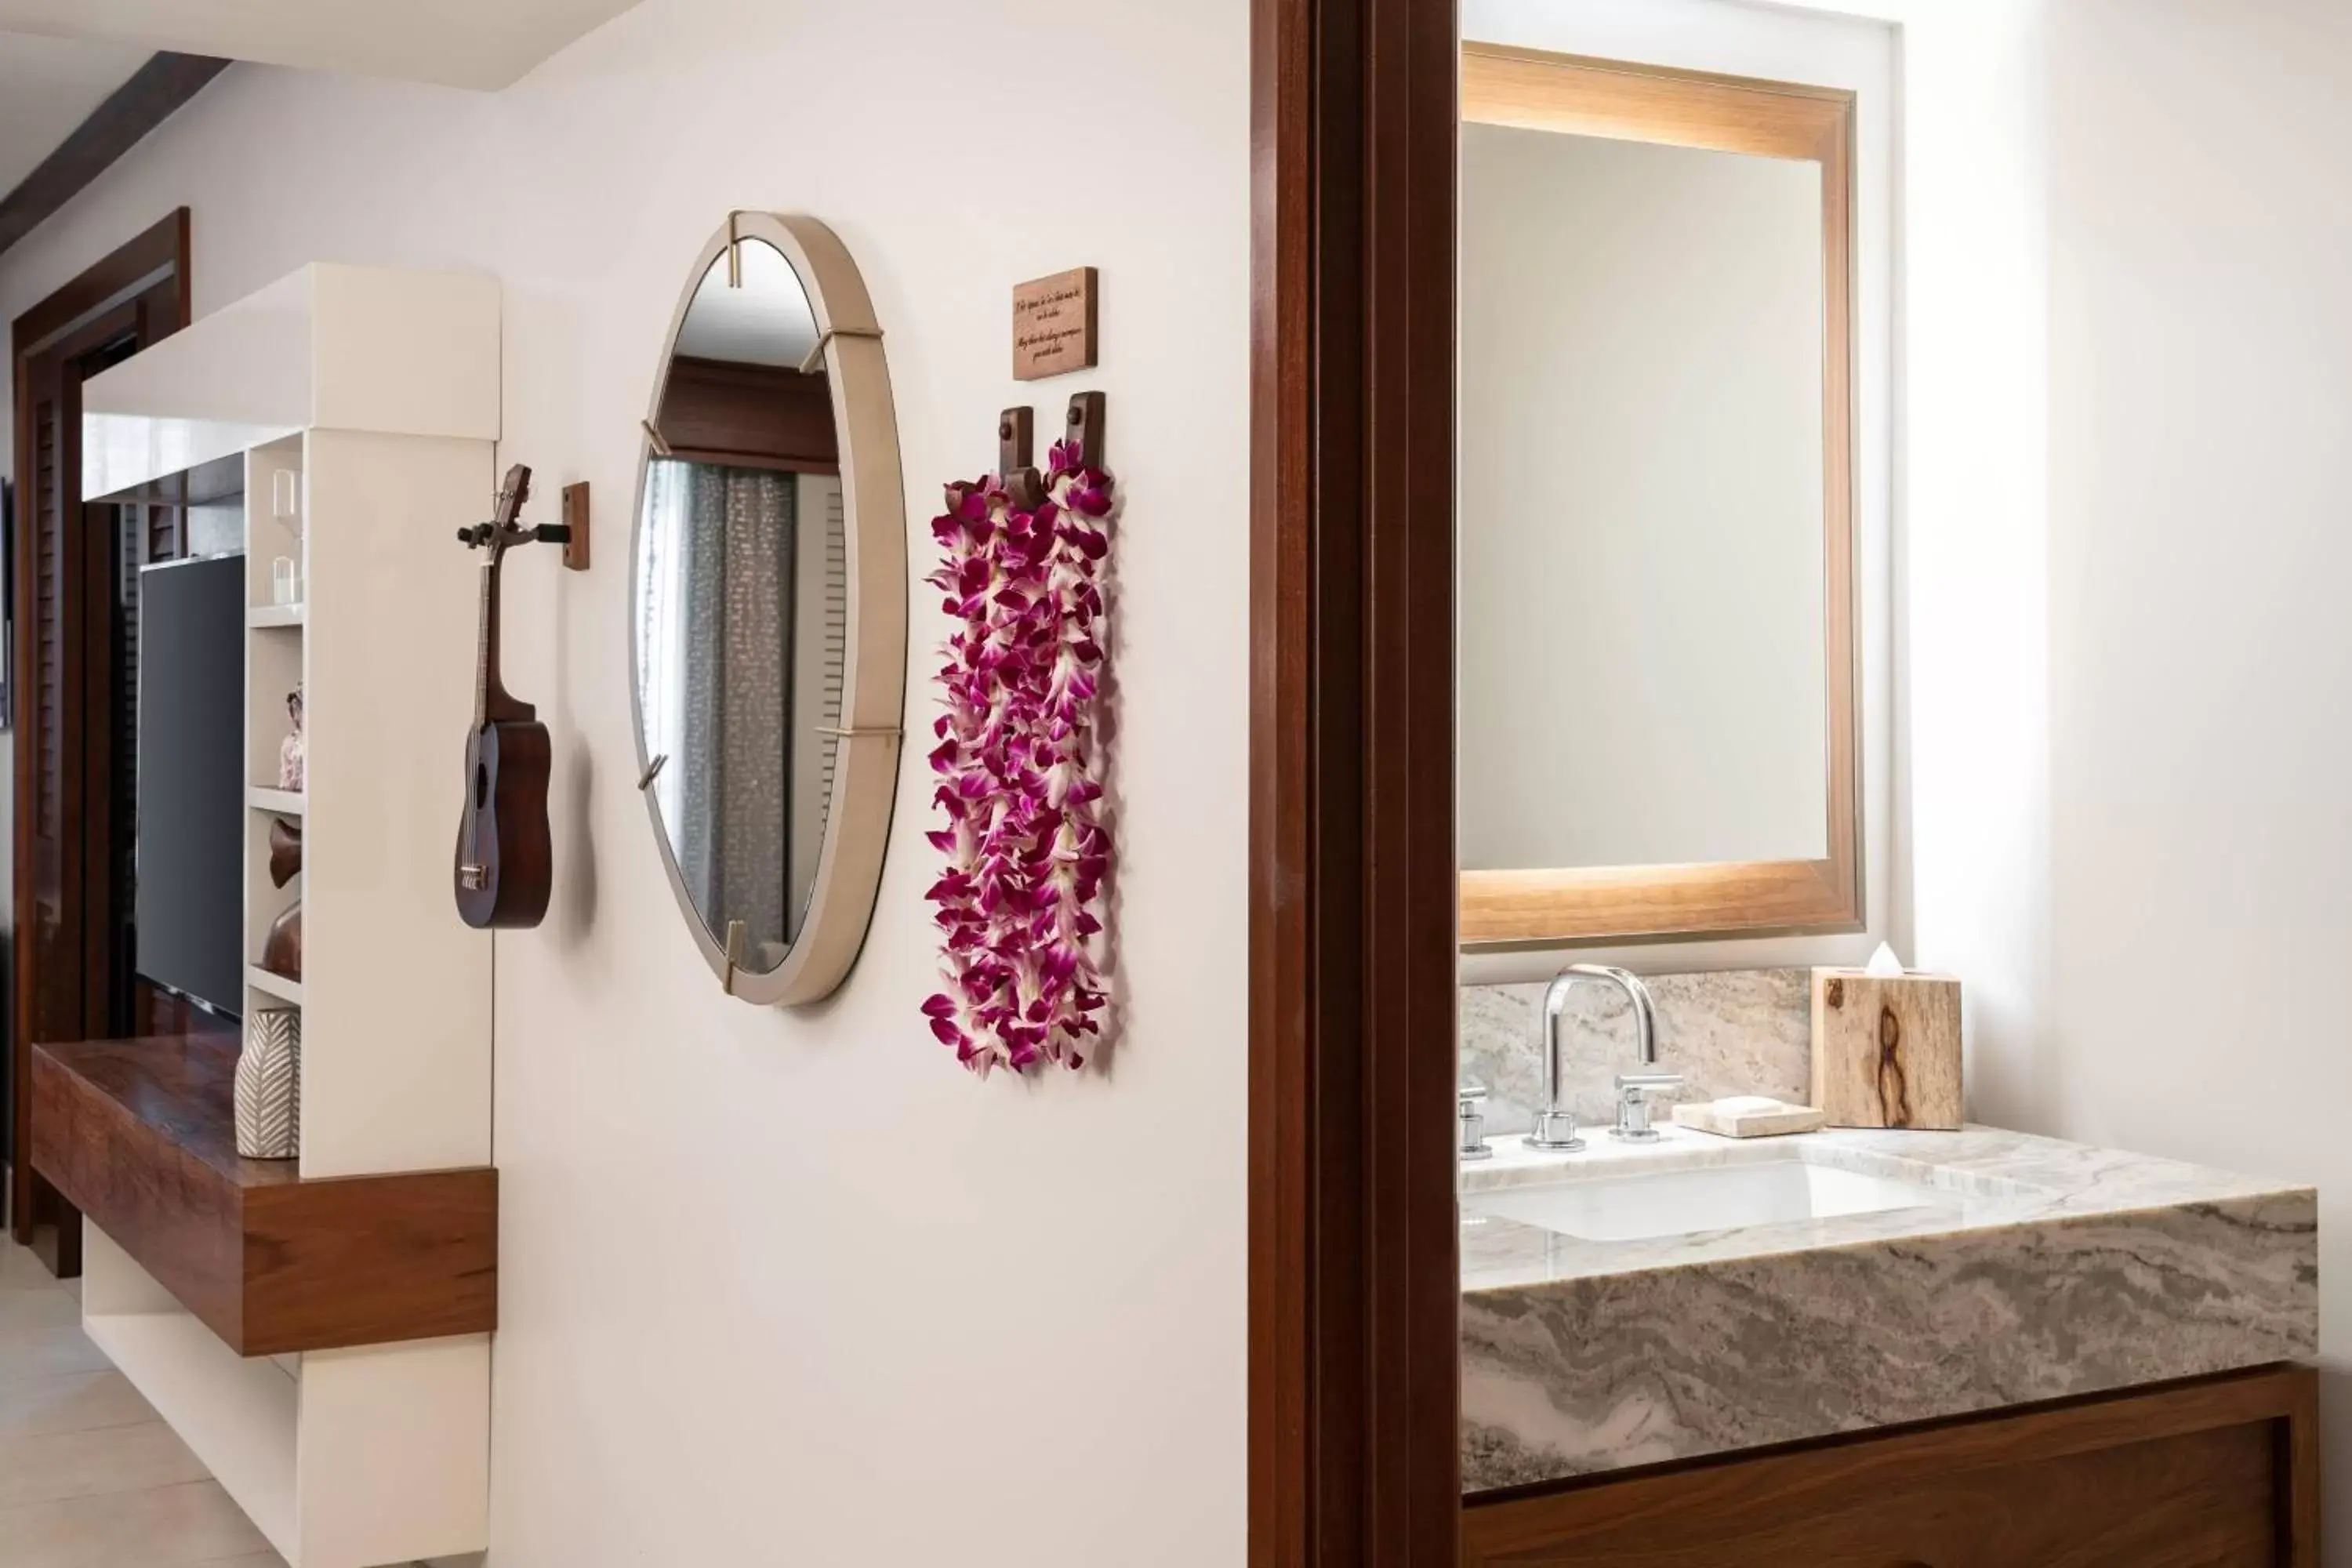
[0,1232,285,1567]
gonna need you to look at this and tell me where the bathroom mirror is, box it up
[631,212,905,1004]
[1457,47,1859,945]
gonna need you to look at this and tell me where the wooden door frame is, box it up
[9,209,192,1268]
[1249,0,1461,1562]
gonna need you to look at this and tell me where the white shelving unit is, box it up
[243,965,307,1007]
[78,263,502,1568]
[247,787,307,817]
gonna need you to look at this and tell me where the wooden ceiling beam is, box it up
[0,51,227,261]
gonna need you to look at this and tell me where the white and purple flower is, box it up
[922,443,1118,1076]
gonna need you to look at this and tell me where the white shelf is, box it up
[82,263,500,502]
[245,966,305,1007]
[248,788,306,816]
[247,603,307,629]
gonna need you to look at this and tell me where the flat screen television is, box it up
[136,554,245,1019]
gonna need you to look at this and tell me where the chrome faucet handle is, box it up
[1613,1072,1684,1142]
[1525,1105,1585,1153]
[1457,1084,1493,1163]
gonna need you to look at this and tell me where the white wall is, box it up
[2034,0,2352,1549]
[0,2,1248,1562]
[1458,125,1830,873]
[1848,0,2352,1547]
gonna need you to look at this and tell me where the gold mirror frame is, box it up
[629,212,908,1004]
[1457,46,1861,946]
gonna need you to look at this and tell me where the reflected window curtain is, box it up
[786,473,848,924]
[644,459,794,954]
[690,463,793,955]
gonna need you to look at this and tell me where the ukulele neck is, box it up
[474,548,534,727]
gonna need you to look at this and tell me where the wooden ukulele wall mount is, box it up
[453,463,570,929]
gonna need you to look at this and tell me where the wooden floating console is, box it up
[31,1036,496,1356]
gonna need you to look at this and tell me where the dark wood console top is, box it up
[31,1036,496,1356]
[44,1036,300,1185]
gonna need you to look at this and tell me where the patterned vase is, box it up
[236,1009,302,1160]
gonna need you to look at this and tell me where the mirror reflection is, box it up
[635,238,848,972]
[1459,123,1830,874]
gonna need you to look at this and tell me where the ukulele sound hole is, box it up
[474,761,490,811]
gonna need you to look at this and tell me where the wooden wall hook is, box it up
[561,481,590,572]
[1064,390,1106,471]
[999,405,1044,510]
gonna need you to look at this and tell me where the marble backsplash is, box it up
[1460,968,1810,1136]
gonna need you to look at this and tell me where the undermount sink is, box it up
[1464,1150,1953,1243]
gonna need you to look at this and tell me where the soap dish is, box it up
[1672,1098,1828,1139]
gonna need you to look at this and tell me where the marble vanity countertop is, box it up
[1460,1123,2317,1493]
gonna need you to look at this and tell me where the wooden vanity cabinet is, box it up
[1463,1365,2318,1568]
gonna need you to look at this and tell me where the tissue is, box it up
[1864,942,1905,978]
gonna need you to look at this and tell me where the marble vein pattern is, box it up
[1457,1124,2318,1493]
[1460,967,1810,1136]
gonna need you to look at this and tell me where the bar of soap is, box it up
[1671,1098,1828,1138]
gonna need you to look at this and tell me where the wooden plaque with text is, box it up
[1013,267,1098,379]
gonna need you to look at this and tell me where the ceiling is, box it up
[0,0,642,92]
[0,31,151,198]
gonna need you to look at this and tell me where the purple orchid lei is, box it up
[920,440,1118,1076]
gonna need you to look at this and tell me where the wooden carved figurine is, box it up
[262,816,303,982]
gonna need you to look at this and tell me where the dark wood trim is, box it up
[2,474,15,731]
[0,60,224,262]
[1462,1364,2321,1566]
[11,210,193,1267]
[657,448,841,477]
[654,356,840,474]
[32,1037,498,1355]
[1249,0,1459,1561]
[11,210,190,358]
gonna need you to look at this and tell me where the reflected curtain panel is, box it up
[638,459,793,949]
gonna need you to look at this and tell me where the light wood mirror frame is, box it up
[1457,46,1861,946]
[630,212,907,1004]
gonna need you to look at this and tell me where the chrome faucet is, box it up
[1457,1083,1493,1162]
[1526,964,1683,1149]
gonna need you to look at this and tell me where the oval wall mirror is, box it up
[630,212,906,1004]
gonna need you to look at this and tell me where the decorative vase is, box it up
[268,816,302,887]
[263,814,303,982]
[236,1009,301,1160]
[263,899,303,982]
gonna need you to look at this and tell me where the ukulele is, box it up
[453,464,561,929]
